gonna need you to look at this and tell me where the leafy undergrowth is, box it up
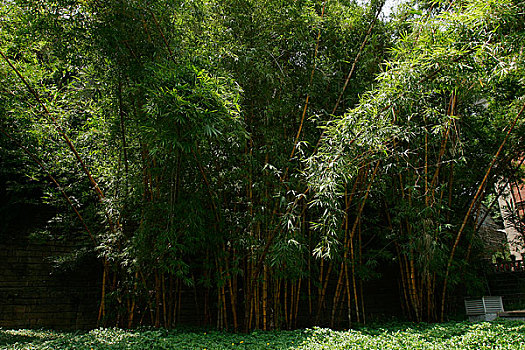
[1,321,524,349]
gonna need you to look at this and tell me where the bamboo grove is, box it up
[1,0,524,330]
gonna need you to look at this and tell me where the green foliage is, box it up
[2,321,525,349]
[304,0,525,322]
[2,0,524,329]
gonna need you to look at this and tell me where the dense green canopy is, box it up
[1,0,523,329]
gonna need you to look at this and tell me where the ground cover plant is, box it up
[1,321,525,349]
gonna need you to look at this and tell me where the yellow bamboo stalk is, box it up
[316,261,333,323]
[263,265,268,330]
[397,248,410,318]
[97,260,109,326]
[331,263,345,327]
[162,273,167,327]
[294,278,302,329]
[284,280,289,328]
[222,283,228,330]
[344,257,352,327]
[275,278,281,328]
[358,219,366,325]
[350,233,360,323]
[127,271,138,328]
[154,270,160,327]
[290,282,295,329]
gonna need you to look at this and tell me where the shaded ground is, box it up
[1,320,524,349]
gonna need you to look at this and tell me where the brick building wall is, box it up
[0,239,101,329]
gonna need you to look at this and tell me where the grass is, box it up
[1,320,524,349]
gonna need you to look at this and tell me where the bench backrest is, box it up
[465,296,504,316]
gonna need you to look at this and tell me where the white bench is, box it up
[464,296,504,321]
